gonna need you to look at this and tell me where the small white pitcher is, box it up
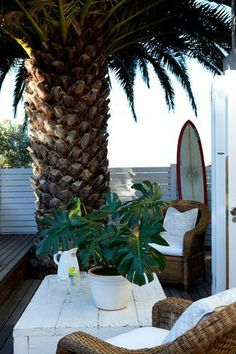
[53,248,79,280]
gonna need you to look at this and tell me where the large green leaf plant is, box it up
[36,198,84,255]
[36,181,169,286]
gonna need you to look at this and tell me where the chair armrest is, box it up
[183,209,210,256]
[183,229,202,256]
[57,331,128,354]
[152,297,192,329]
[56,330,181,354]
[193,208,211,235]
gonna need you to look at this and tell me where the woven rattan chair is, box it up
[56,297,236,354]
[157,200,210,290]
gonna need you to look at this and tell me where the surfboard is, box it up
[177,120,207,205]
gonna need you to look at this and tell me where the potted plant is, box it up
[36,181,168,310]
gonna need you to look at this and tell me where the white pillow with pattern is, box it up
[163,207,198,237]
[163,288,236,344]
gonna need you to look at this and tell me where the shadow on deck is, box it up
[0,235,211,354]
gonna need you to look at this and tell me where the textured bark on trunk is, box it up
[24,34,110,221]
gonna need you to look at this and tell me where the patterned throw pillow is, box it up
[163,207,198,237]
[163,288,236,344]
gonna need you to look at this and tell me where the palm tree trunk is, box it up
[24,38,110,221]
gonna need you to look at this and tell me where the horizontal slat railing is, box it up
[0,169,37,234]
[0,166,211,246]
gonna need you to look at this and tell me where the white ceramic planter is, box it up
[88,267,132,310]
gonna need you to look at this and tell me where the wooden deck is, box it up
[0,234,40,354]
[0,236,211,354]
[0,279,41,354]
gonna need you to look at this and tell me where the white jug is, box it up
[53,248,79,280]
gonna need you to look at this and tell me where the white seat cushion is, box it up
[149,232,183,256]
[149,207,198,256]
[163,287,236,344]
[106,327,169,349]
[163,207,198,237]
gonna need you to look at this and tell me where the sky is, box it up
[0,59,213,167]
[108,59,213,167]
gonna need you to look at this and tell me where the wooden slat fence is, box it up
[0,169,36,234]
[0,166,211,246]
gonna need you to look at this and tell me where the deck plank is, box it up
[0,335,13,354]
[0,237,18,256]
[0,280,41,354]
[0,235,35,282]
[0,238,29,272]
[0,281,30,332]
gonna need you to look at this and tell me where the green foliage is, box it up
[36,198,83,255]
[68,197,84,220]
[36,182,169,286]
[120,181,167,227]
[72,217,167,286]
[0,120,31,168]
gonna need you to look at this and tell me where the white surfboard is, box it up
[177,120,207,204]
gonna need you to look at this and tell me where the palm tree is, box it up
[0,0,231,221]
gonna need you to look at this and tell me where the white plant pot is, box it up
[88,267,132,310]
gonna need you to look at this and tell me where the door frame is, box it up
[211,70,236,293]
[211,75,227,293]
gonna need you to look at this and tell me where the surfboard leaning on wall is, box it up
[177,120,207,205]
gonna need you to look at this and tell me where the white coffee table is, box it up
[13,273,165,354]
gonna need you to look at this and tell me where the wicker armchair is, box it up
[56,297,236,354]
[157,200,210,290]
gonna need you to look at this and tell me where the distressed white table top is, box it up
[14,272,166,339]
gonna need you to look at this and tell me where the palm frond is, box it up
[149,60,175,112]
[57,0,81,42]
[109,54,138,121]
[128,45,176,112]
[13,60,25,118]
[0,0,232,119]
[22,111,29,132]
[14,0,48,42]
[0,36,26,118]
[158,50,197,114]
[0,58,14,92]
[57,0,67,42]
[79,0,95,28]
[138,58,150,88]
[107,0,165,38]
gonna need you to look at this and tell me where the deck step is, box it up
[0,235,36,305]
[0,279,41,354]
